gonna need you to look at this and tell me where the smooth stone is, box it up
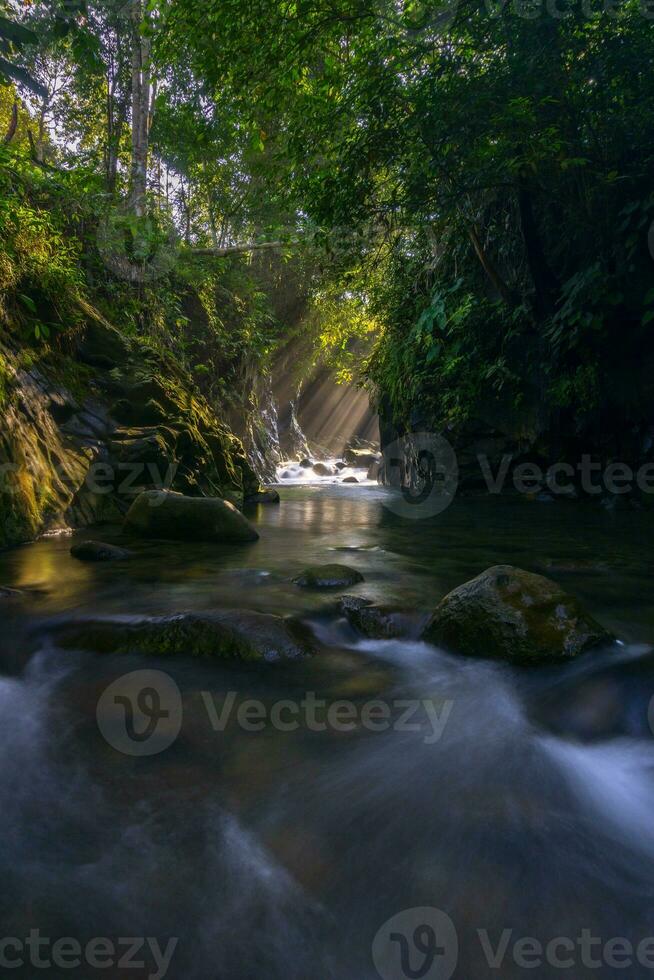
[293,564,364,588]
[299,458,314,468]
[312,462,336,476]
[422,565,613,665]
[125,490,259,543]
[48,610,313,663]
[70,541,131,562]
[342,476,359,484]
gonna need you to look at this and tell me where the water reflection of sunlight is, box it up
[13,541,94,596]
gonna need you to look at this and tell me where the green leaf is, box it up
[18,293,37,313]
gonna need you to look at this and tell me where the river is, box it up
[1,482,654,978]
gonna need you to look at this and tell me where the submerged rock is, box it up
[244,488,280,504]
[339,595,405,639]
[293,564,364,588]
[70,541,131,562]
[125,490,259,543]
[422,565,612,665]
[342,476,359,484]
[49,610,312,663]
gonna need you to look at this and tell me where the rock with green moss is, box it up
[339,595,406,638]
[0,298,261,549]
[422,565,613,665]
[293,564,364,588]
[125,489,259,543]
[76,313,131,368]
[49,610,312,663]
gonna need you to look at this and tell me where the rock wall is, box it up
[0,306,260,550]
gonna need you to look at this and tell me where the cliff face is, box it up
[0,306,260,550]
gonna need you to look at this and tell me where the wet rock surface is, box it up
[423,564,613,665]
[44,609,313,663]
[70,541,131,562]
[339,595,408,639]
[293,564,364,589]
[125,490,259,543]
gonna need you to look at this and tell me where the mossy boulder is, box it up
[293,564,364,588]
[76,314,131,368]
[49,610,312,663]
[422,565,613,665]
[70,541,131,562]
[339,595,405,639]
[125,489,259,543]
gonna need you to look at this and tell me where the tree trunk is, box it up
[467,225,515,306]
[129,0,151,217]
[190,241,286,257]
[3,100,18,145]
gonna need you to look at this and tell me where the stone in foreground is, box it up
[125,490,259,543]
[422,565,612,665]
[50,610,311,663]
[70,541,131,562]
[293,564,364,588]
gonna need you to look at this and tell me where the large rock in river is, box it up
[48,610,312,663]
[422,565,612,665]
[125,490,259,543]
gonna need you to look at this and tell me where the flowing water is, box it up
[1,484,654,979]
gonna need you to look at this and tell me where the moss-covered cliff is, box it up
[0,303,260,550]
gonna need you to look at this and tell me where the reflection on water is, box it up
[0,488,654,978]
